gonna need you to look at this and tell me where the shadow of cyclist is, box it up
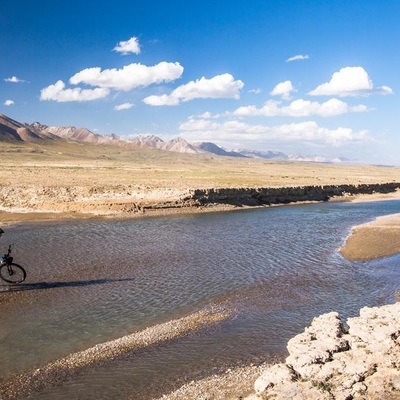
[0,277,134,292]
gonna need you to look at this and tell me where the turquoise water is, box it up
[1,200,399,399]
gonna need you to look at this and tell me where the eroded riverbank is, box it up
[1,183,400,225]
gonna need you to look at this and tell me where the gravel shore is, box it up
[0,306,231,400]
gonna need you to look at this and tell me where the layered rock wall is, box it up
[188,183,400,208]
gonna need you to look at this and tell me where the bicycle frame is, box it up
[2,244,14,265]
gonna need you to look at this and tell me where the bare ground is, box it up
[1,140,400,224]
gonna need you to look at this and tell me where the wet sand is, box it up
[340,212,400,261]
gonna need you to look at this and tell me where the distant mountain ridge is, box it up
[0,114,59,142]
[0,113,348,163]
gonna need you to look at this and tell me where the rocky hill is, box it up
[0,114,58,142]
[196,142,245,157]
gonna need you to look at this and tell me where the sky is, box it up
[1,0,400,164]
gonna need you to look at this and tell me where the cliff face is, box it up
[188,183,400,208]
[1,183,399,218]
[246,302,400,400]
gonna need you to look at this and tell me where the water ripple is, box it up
[1,200,400,399]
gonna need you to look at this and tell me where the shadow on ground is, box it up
[0,278,134,292]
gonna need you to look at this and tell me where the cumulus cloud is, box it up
[270,80,296,100]
[309,66,393,97]
[114,102,134,110]
[40,80,110,102]
[286,54,310,62]
[4,76,26,83]
[143,73,244,106]
[179,117,366,146]
[4,99,14,106]
[113,37,141,55]
[234,98,367,118]
[69,62,184,91]
[180,118,220,131]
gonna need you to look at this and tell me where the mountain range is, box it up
[0,113,348,163]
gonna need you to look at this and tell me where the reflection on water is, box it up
[1,200,400,399]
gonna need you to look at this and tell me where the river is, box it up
[1,200,400,399]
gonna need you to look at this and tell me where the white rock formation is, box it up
[247,302,400,399]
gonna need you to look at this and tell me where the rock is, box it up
[254,364,296,392]
[246,303,400,400]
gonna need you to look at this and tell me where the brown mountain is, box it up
[0,114,58,142]
[1,114,206,155]
[1,113,340,162]
[36,124,122,145]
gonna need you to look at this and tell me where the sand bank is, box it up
[0,305,231,400]
[340,212,400,261]
[346,188,400,203]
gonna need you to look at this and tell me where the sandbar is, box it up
[0,305,231,400]
[340,212,400,261]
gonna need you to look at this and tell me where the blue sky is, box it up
[1,0,399,164]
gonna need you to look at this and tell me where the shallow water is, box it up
[1,200,400,399]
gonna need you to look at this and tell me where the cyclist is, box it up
[0,228,3,238]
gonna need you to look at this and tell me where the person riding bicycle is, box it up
[0,228,3,238]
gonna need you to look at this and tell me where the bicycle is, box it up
[0,244,26,284]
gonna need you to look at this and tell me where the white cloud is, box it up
[4,99,14,106]
[143,73,244,106]
[180,118,220,131]
[286,54,310,62]
[270,80,296,100]
[179,117,367,146]
[113,37,141,55]
[114,102,134,110]
[69,62,184,91]
[234,98,367,118]
[309,66,393,97]
[4,76,26,83]
[143,94,180,106]
[248,88,262,94]
[40,80,110,102]
[198,111,213,119]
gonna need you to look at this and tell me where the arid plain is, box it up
[1,140,400,221]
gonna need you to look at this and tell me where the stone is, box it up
[246,303,400,400]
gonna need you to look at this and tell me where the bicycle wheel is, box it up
[0,263,26,283]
